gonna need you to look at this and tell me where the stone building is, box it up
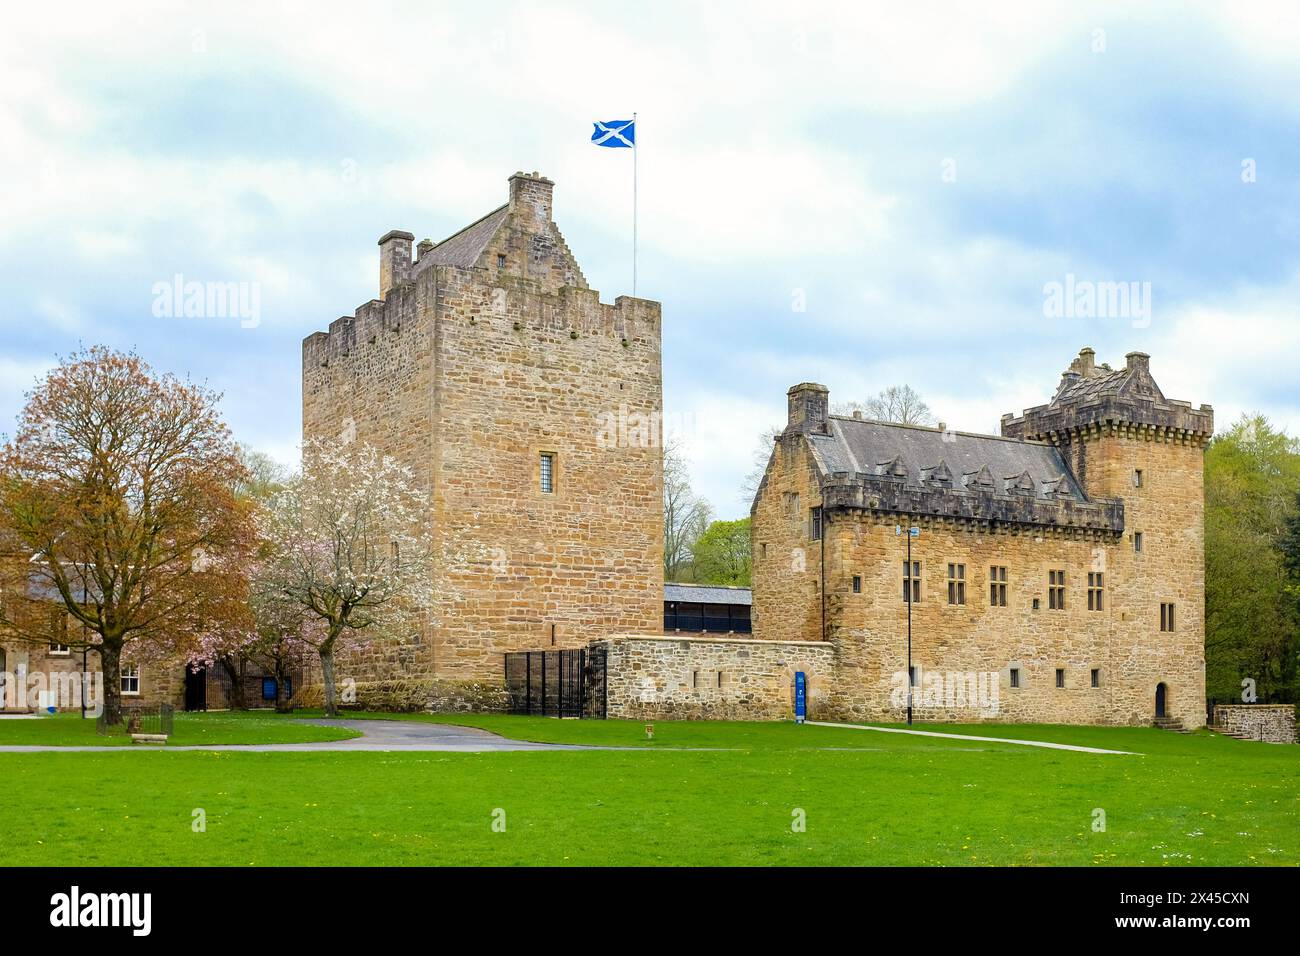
[751,348,1213,727]
[301,171,663,690]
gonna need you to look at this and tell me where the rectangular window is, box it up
[1056,668,1065,688]
[717,671,724,689]
[1133,469,1144,488]
[989,565,1008,607]
[946,563,966,605]
[1009,667,1020,689]
[809,506,823,541]
[852,575,861,593]
[48,643,70,656]
[1048,569,1066,610]
[497,253,506,269]
[1087,572,1104,611]
[121,665,140,696]
[902,560,921,603]
[1160,602,1176,632]
[1090,668,1100,688]
[1134,532,1143,553]
[539,452,555,493]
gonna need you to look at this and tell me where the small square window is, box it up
[1056,668,1065,688]
[1009,668,1020,689]
[539,452,555,494]
[121,664,141,696]
[851,575,861,593]
[48,643,70,656]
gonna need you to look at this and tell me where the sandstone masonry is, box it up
[302,172,664,687]
[752,348,1214,728]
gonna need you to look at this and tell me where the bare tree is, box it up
[834,384,936,426]
[663,439,711,582]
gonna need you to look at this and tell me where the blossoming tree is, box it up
[255,440,435,716]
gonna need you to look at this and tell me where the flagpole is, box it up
[632,111,638,298]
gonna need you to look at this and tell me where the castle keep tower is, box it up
[302,172,664,684]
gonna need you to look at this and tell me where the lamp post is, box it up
[896,524,919,726]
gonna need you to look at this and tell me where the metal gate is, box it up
[504,646,606,718]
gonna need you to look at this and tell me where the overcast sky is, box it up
[2,2,1298,518]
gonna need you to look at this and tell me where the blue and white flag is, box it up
[591,119,635,148]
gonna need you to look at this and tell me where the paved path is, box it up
[0,720,596,753]
[805,720,1140,755]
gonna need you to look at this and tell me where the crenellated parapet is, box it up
[820,471,1125,537]
[1002,349,1214,446]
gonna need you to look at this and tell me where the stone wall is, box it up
[1211,704,1297,743]
[290,677,510,714]
[600,634,835,720]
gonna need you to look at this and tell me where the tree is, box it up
[196,445,292,711]
[1204,414,1300,703]
[691,517,752,586]
[834,384,936,426]
[663,438,711,581]
[0,347,252,724]
[254,440,435,717]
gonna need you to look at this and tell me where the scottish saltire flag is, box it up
[591,119,635,148]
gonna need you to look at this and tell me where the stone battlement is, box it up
[303,281,659,369]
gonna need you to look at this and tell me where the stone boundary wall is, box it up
[290,678,510,714]
[599,634,835,721]
[1211,704,1297,743]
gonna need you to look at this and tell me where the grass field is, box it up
[0,712,1295,866]
[0,711,359,747]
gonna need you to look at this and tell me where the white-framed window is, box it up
[48,643,70,656]
[121,664,141,696]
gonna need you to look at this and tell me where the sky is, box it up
[1,1,1298,519]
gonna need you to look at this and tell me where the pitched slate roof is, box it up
[664,583,752,606]
[808,417,1086,502]
[412,205,509,273]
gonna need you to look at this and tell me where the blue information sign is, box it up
[794,671,807,723]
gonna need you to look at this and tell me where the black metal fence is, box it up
[98,703,175,736]
[504,647,606,718]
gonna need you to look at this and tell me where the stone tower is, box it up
[1001,348,1214,726]
[302,171,664,685]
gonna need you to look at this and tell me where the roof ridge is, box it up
[824,415,1054,447]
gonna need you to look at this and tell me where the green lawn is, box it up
[0,711,360,747]
[0,713,1295,866]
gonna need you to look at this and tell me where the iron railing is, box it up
[504,647,606,718]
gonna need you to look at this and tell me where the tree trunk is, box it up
[320,645,337,717]
[221,656,246,710]
[100,641,124,726]
[274,662,293,714]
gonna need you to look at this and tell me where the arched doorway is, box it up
[1155,682,1168,718]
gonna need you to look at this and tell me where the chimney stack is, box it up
[1076,346,1096,376]
[1125,351,1150,373]
[787,383,829,434]
[378,230,415,298]
[508,171,555,233]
